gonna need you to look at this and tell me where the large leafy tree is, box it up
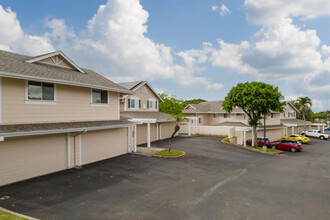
[159,93,206,115]
[297,97,312,134]
[222,82,285,147]
[159,93,184,115]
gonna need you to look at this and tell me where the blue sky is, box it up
[0,0,329,111]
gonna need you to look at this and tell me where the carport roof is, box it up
[213,122,249,127]
[281,118,312,126]
[120,111,174,123]
[0,119,135,137]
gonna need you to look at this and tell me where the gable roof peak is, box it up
[26,50,85,74]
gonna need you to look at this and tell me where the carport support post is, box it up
[286,127,288,136]
[243,130,246,147]
[323,125,325,133]
[134,124,137,152]
[78,134,82,166]
[147,123,151,148]
[292,126,294,135]
[156,124,159,140]
[188,119,191,136]
[159,124,162,140]
[67,133,71,168]
[241,130,243,145]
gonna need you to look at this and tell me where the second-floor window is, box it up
[280,112,286,118]
[92,89,108,104]
[213,113,218,119]
[128,97,140,109]
[28,81,54,101]
[271,113,276,118]
[147,99,157,110]
[288,111,295,118]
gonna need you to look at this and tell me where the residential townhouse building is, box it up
[183,101,311,144]
[118,81,176,146]
[0,50,137,186]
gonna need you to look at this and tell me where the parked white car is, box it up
[301,130,329,140]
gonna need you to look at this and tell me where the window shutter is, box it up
[128,99,130,108]
[147,101,149,109]
[139,100,141,108]
[155,101,157,109]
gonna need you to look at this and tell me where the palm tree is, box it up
[297,97,312,135]
[168,114,188,153]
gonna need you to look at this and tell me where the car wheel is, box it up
[271,145,277,149]
[298,140,303,144]
[246,141,251,146]
[290,147,297,152]
[320,136,325,140]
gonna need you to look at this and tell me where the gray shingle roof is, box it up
[118,81,142,90]
[0,119,134,137]
[120,111,174,122]
[0,50,132,93]
[280,118,312,126]
[183,101,245,114]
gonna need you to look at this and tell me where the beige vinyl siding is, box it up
[0,134,67,186]
[137,124,147,145]
[122,84,160,112]
[160,122,175,140]
[81,128,127,165]
[2,77,120,124]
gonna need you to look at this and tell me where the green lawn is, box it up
[0,210,27,220]
[247,146,281,153]
[153,149,184,157]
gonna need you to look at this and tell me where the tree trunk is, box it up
[169,125,180,153]
[264,115,266,146]
[303,111,306,136]
[253,125,258,147]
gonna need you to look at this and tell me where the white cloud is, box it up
[0,1,223,91]
[43,0,222,90]
[211,18,323,79]
[211,5,218,12]
[211,4,231,16]
[220,4,231,16]
[244,0,330,25]
[0,5,54,55]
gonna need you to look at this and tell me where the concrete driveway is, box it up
[0,136,330,220]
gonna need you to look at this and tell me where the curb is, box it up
[152,151,186,159]
[221,139,286,156]
[0,207,39,220]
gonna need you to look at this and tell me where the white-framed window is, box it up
[91,89,109,106]
[147,98,157,110]
[213,113,218,119]
[25,81,56,105]
[280,112,286,118]
[128,96,140,109]
[288,111,295,118]
[199,117,203,124]
[224,113,231,118]
[271,113,276,118]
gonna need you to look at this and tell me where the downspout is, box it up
[73,129,87,168]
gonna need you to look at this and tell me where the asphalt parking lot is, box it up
[0,136,329,220]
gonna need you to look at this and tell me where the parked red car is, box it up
[246,137,271,147]
[271,139,302,152]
